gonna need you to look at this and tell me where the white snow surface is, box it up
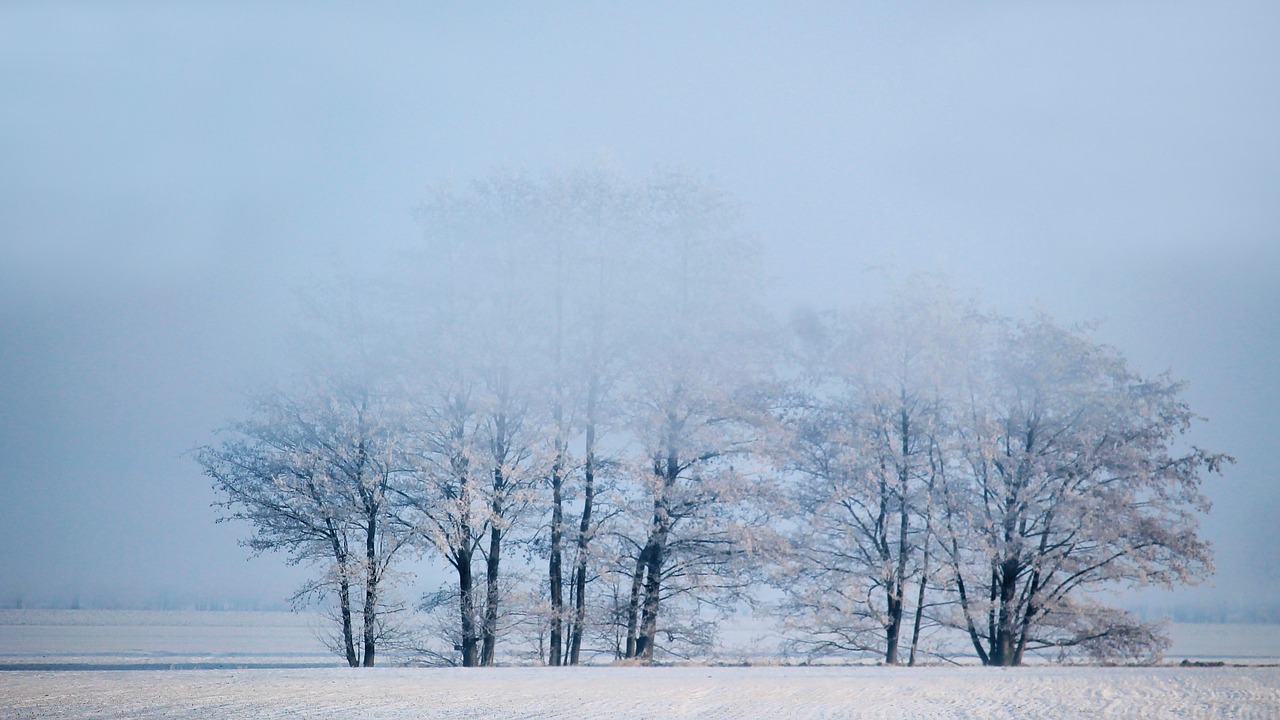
[2,665,1278,719]
[2,611,1279,718]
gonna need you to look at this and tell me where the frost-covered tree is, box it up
[196,377,412,667]
[196,289,413,668]
[612,172,776,662]
[939,314,1230,666]
[774,286,969,665]
[404,168,774,665]
[404,173,562,666]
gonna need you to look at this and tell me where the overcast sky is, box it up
[1,2,1277,610]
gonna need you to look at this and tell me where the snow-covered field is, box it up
[2,665,1278,719]
[1,611,1278,718]
[0,610,328,669]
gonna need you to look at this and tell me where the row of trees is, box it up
[196,169,1227,667]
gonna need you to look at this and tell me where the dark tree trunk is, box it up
[634,534,666,661]
[482,521,502,666]
[362,515,378,667]
[624,549,646,658]
[327,526,359,668]
[457,548,479,667]
[568,416,596,665]
[884,587,903,665]
[883,406,912,666]
[548,448,564,666]
[635,447,676,663]
[634,431,685,664]
[949,531,990,666]
[908,533,930,667]
[990,557,1022,666]
[1012,568,1043,666]
[337,570,358,668]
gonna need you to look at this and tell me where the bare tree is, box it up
[196,376,412,667]
[613,172,774,663]
[939,313,1230,665]
[774,287,965,665]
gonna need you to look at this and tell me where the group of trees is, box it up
[774,291,1227,666]
[196,169,1227,667]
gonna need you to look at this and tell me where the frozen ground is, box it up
[1,611,1278,718]
[2,665,1278,719]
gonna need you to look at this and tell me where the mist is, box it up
[1,2,1277,620]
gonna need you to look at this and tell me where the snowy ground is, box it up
[1,611,1278,718]
[0,610,328,669]
[2,665,1278,719]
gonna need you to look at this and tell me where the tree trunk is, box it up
[548,448,564,666]
[568,417,596,665]
[991,557,1022,666]
[482,521,502,665]
[884,587,902,665]
[457,549,479,667]
[883,406,910,666]
[634,536,664,661]
[328,529,359,668]
[337,569,358,668]
[1012,569,1042,666]
[635,477,673,663]
[362,515,378,667]
[949,531,990,666]
[624,549,646,658]
[633,439,678,663]
[908,533,930,667]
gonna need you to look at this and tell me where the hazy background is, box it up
[1,2,1276,614]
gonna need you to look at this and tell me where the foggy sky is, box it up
[1,2,1277,610]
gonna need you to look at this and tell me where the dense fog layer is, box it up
[0,3,1277,623]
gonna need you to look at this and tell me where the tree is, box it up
[939,313,1230,665]
[405,168,772,666]
[774,286,965,665]
[397,377,487,666]
[196,375,412,667]
[611,172,774,662]
[404,173,551,666]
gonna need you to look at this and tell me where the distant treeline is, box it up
[1129,603,1280,625]
[1,594,290,612]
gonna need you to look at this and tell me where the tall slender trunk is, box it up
[362,514,378,667]
[884,407,912,666]
[337,565,358,667]
[568,414,597,665]
[547,274,566,666]
[482,520,502,665]
[874,460,897,664]
[949,527,989,666]
[548,455,564,665]
[326,524,358,668]
[451,411,479,668]
[635,444,676,663]
[634,536,665,661]
[908,533,930,666]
